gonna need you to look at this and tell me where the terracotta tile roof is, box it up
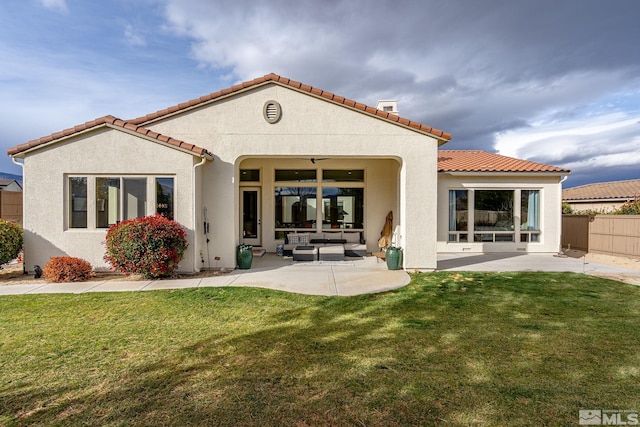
[7,115,213,159]
[438,150,570,173]
[129,73,452,141]
[8,74,450,157]
[562,179,640,201]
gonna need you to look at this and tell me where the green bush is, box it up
[0,219,23,265]
[104,215,188,279]
[43,256,94,282]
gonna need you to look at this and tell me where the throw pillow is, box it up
[298,233,310,246]
[288,234,300,245]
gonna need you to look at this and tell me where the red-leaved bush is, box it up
[104,215,188,279]
[43,256,94,283]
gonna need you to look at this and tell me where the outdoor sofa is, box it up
[283,231,367,258]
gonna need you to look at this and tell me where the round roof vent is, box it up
[263,100,282,124]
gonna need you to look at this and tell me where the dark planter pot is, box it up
[385,246,403,270]
[237,245,253,269]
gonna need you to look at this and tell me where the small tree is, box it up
[0,219,23,266]
[104,215,188,279]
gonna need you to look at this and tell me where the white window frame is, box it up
[448,188,542,244]
[66,175,176,230]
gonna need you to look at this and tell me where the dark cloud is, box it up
[2,0,640,184]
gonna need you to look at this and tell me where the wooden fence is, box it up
[0,191,23,224]
[562,214,640,259]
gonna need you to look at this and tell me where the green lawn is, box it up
[1,272,639,426]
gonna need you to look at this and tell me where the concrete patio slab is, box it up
[2,253,638,297]
[437,252,640,275]
[25,281,103,294]
[230,265,336,295]
[85,281,152,292]
[198,274,240,288]
[143,278,202,291]
[0,284,46,295]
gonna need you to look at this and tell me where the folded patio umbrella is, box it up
[378,211,393,249]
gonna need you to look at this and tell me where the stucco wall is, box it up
[21,128,199,272]
[148,84,441,270]
[565,201,622,213]
[437,174,563,253]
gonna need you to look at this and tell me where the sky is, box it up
[1,0,640,188]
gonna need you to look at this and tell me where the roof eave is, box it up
[8,122,214,161]
[439,170,571,176]
[563,197,634,203]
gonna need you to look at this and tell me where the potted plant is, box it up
[385,246,403,270]
[236,244,253,269]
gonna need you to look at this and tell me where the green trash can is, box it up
[385,246,403,270]
[237,244,253,269]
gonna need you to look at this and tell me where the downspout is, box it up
[192,156,207,272]
[11,157,25,273]
[559,174,569,255]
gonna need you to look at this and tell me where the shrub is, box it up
[0,219,23,265]
[43,256,94,283]
[613,198,640,215]
[104,214,188,279]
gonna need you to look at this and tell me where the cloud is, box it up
[39,0,68,13]
[4,0,640,186]
[123,24,147,47]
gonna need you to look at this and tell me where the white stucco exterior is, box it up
[146,85,440,271]
[437,174,564,253]
[10,77,568,276]
[19,128,202,271]
[14,81,444,272]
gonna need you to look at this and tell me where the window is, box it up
[322,188,364,229]
[448,190,468,242]
[521,190,540,242]
[275,169,316,182]
[156,178,174,220]
[69,177,87,228]
[96,178,120,228]
[275,187,317,228]
[447,188,541,243]
[96,177,147,228]
[68,175,172,229]
[240,169,260,182]
[274,169,365,237]
[474,190,514,242]
[322,170,364,182]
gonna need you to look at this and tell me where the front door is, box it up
[241,187,261,246]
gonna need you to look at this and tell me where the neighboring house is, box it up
[7,74,570,273]
[0,179,23,224]
[0,179,22,192]
[562,179,640,213]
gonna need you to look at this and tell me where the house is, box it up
[562,179,640,213]
[0,179,22,192]
[7,73,570,273]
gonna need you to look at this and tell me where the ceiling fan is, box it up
[302,157,330,164]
